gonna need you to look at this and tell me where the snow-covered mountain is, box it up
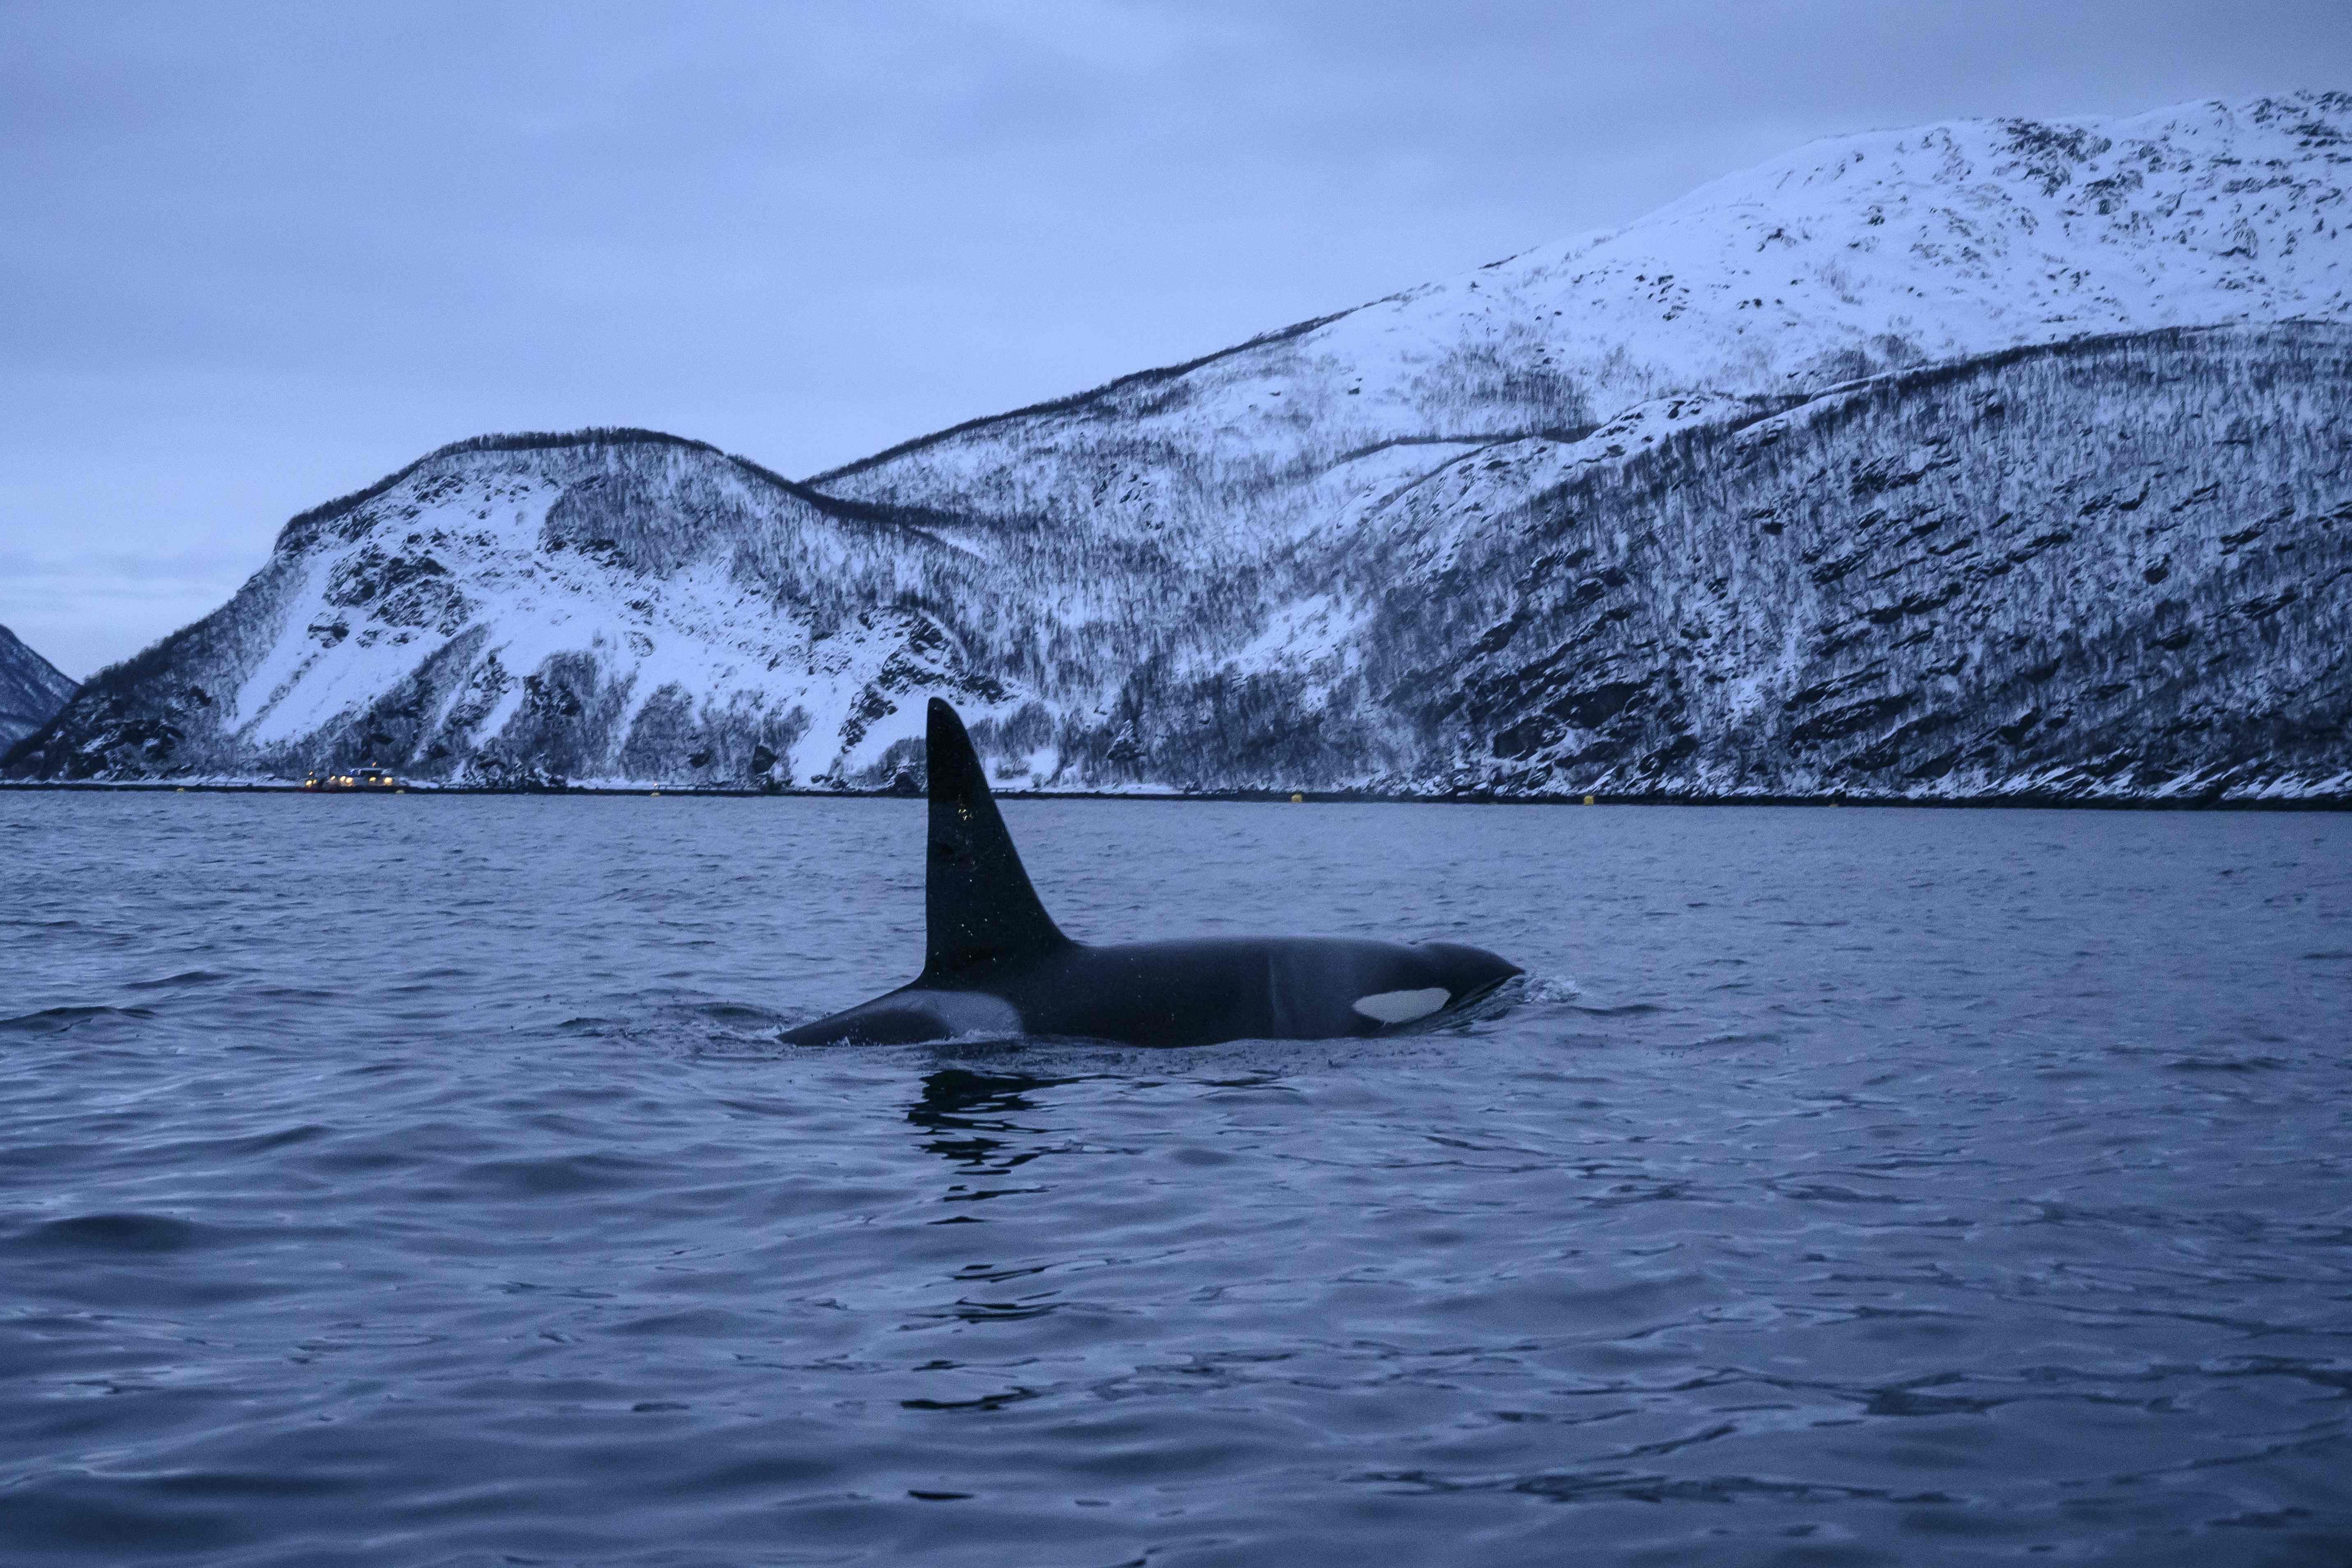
[819,92,2352,530]
[4,432,1028,787]
[0,624,77,751]
[11,92,2351,798]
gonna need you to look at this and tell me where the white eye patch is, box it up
[1351,987,1451,1025]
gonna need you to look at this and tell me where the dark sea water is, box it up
[3,792,2349,1567]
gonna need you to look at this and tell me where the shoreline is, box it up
[1,780,2343,812]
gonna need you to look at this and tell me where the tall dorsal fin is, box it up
[922,698,1071,978]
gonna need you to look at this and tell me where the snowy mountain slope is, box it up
[9,93,2349,798]
[1233,325,2352,800]
[816,92,2352,556]
[0,624,76,750]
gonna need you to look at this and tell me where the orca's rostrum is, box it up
[781,700,1523,1048]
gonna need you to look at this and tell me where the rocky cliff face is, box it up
[10,93,2350,798]
[0,625,77,752]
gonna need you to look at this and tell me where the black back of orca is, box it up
[779,699,1522,1048]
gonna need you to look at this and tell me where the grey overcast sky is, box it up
[4,1,2347,677]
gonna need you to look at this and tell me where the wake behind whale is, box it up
[780,700,1522,1048]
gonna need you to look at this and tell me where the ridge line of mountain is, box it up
[277,425,988,552]
[280,428,736,543]
[804,309,1359,485]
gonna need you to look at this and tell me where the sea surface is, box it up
[2,791,2348,1567]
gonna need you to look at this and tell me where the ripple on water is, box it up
[9,1212,216,1255]
[0,1004,156,1035]
[0,793,2347,1564]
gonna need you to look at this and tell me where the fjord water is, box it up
[2,794,2347,1567]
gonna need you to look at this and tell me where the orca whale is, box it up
[779,699,1522,1048]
